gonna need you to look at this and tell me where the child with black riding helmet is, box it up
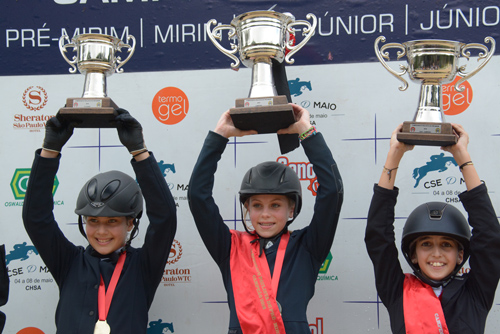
[188,103,343,334]
[22,109,177,333]
[365,123,500,333]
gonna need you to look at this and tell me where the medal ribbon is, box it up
[256,232,289,301]
[230,230,289,334]
[98,252,126,321]
[403,274,450,334]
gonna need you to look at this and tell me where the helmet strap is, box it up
[126,217,140,246]
[78,216,88,240]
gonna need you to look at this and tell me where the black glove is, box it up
[115,108,147,154]
[42,113,74,152]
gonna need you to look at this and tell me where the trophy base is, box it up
[397,122,457,146]
[59,97,118,128]
[230,95,295,134]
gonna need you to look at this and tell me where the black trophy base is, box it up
[397,121,457,146]
[230,95,295,134]
[59,97,118,128]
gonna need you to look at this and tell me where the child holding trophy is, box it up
[188,103,343,333]
[22,110,177,333]
[365,123,500,333]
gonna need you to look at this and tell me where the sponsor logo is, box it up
[90,202,105,208]
[147,319,174,334]
[317,252,338,281]
[158,160,176,190]
[5,242,39,265]
[10,168,59,200]
[276,156,317,196]
[412,153,468,203]
[162,239,192,287]
[318,252,332,274]
[152,87,189,125]
[288,78,312,97]
[443,77,472,116]
[309,317,324,334]
[15,86,54,132]
[7,242,54,293]
[158,160,176,177]
[167,239,182,265]
[412,153,457,188]
[22,86,48,112]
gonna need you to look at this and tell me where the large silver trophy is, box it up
[207,10,317,133]
[59,33,136,128]
[375,36,495,146]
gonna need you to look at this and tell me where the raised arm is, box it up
[23,113,78,284]
[115,109,177,287]
[278,104,344,261]
[443,124,500,308]
[188,111,256,264]
[365,124,414,306]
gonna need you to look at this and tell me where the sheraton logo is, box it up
[22,86,48,112]
[162,239,192,287]
[16,86,54,132]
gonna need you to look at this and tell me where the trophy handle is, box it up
[284,13,317,65]
[455,36,496,92]
[206,19,240,69]
[115,35,136,74]
[59,35,78,74]
[374,36,409,91]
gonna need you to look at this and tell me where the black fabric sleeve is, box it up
[301,133,344,262]
[132,153,177,291]
[188,131,232,265]
[459,183,500,310]
[365,184,406,307]
[22,150,80,286]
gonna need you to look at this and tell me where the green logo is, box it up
[319,252,332,274]
[10,168,59,200]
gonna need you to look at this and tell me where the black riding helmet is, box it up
[75,170,143,245]
[239,161,302,235]
[402,202,471,287]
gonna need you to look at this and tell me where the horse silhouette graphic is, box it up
[158,161,176,177]
[412,153,457,188]
[147,319,174,333]
[5,242,39,265]
[288,78,312,97]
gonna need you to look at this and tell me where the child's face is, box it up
[411,235,464,281]
[246,194,294,239]
[85,216,134,255]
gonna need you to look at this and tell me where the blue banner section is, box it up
[1,0,499,76]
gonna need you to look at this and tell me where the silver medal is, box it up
[94,320,111,334]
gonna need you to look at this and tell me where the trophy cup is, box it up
[207,10,317,134]
[374,36,495,146]
[59,33,136,128]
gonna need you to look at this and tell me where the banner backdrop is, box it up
[1,1,500,333]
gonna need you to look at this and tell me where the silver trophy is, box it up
[375,36,495,146]
[207,10,317,133]
[59,33,136,128]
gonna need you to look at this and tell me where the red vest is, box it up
[229,230,289,334]
[403,274,450,334]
